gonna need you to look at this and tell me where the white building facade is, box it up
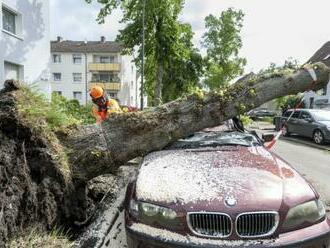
[305,41,330,109]
[50,37,145,108]
[304,85,330,110]
[0,0,50,94]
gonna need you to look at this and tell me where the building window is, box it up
[4,61,21,80]
[2,7,16,34]
[73,73,82,82]
[99,74,109,82]
[53,73,61,81]
[92,73,119,82]
[100,56,110,63]
[107,92,117,99]
[73,54,82,64]
[99,56,115,63]
[53,54,61,63]
[2,5,22,37]
[131,81,134,89]
[73,91,82,100]
[53,91,62,96]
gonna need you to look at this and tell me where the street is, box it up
[273,139,330,210]
[103,138,330,248]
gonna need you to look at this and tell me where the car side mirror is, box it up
[262,133,275,143]
[305,118,313,123]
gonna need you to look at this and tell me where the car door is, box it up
[287,110,301,133]
[281,110,292,126]
[296,111,314,137]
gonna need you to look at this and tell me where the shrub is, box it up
[18,87,95,134]
[240,115,253,126]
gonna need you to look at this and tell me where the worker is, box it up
[90,86,122,123]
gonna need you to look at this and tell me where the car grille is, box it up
[187,212,278,238]
[188,213,231,237]
[236,212,278,237]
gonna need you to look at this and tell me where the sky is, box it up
[50,0,330,72]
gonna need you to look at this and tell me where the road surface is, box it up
[273,139,330,208]
[103,139,330,248]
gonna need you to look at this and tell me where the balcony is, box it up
[89,63,121,71]
[89,82,121,91]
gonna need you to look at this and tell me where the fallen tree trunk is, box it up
[66,62,330,182]
[1,63,330,243]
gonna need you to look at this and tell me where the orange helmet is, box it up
[90,86,104,99]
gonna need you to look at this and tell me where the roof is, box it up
[308,41,330,67]
[287,108,330,112]
[51,40,122,53]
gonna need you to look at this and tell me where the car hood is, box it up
[135,146,316,211]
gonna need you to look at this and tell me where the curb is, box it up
[74,167,137,248]
[280,136,330,152]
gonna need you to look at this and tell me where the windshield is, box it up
[166,131,261,149]
[312,111,330,121]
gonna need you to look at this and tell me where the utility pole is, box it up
[85,53,88,106]
[140,0,145,110]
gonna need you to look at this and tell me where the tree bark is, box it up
[65,63,330,183]
[154,62,164,105]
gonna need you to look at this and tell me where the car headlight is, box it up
[141,202,160,217]
[283,200,326,229]
[129,200,177,220]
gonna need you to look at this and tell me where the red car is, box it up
[124,131,330,248]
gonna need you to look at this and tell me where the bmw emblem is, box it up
[225,196,237,207]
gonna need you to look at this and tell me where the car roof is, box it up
[287,108,330,112]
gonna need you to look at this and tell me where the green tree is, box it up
[202,8,246,89]
[86,0,199,105]
[162,24,204,102]
[259,58,300,74]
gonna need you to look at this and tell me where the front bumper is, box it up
[126,219,330,248]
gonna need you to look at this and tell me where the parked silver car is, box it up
[281,109,330,144]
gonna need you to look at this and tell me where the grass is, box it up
[17,86,94,135]
[7,227,73,248]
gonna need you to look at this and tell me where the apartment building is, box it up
[50,37,144,108]
[0,0,50,93]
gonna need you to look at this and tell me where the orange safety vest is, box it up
[92,99,122,123]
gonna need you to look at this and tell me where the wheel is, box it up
[282,125,290,137]
[313,129,324,144]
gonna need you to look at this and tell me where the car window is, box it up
[166,131,261,149]
[291,111,301,118]
[300,111,311,120]
[283,111,292,117]
[312,111,330,121]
